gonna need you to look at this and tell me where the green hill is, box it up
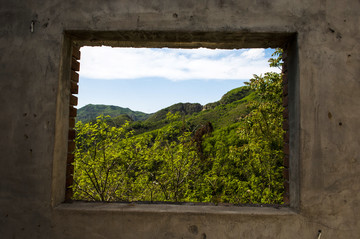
[76,86,253,134]
[203,86,251,110]
[146,102,203,122]
[76,104,150,122]
[130,86,252,135]
[184,86,253,130]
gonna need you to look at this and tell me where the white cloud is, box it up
[240,48,265,60]
[79,46,279,81]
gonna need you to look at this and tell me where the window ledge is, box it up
[54,202,297,216]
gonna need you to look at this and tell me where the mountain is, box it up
[186,86,253,130]
[146,102,203,122]
[76,104,150,122]
[76,86,253,132]
[203,86,251,110]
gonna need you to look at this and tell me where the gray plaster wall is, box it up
[1,0,359,238]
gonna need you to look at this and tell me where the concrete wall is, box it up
[1,0,359,238]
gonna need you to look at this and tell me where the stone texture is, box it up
[0,0,359,238]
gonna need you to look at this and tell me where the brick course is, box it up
[65,46,80,201]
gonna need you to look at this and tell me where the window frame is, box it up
[52,31,299,213]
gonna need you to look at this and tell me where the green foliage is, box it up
[233,71,285,204]
[73,114,203,202]
[268,48,283,69]
[72,115,131,201]
[72,49,285,204]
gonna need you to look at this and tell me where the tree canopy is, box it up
[71,49,285,204]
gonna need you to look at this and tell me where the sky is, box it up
[78,46,280,113]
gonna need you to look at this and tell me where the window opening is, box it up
[66,46,289,205]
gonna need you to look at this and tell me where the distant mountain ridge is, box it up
[77,104,151,122]
[146,102,203,122]
[203,86,251,110]
[76,86,252,128]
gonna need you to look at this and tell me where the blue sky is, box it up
[78,47,279,113]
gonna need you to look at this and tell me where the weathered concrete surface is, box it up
[1,0,360,238]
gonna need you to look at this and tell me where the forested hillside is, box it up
[77,104,150,122]
[76,86,252,136]
[72,49,285,204]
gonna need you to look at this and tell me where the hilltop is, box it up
[76,104,150,122]
[76,86,253,134]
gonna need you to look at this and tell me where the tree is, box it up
[72,116,132,201]
[229,49,285,204]
[72,49,286,204]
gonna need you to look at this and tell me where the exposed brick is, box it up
[282,64,288,73]
[283,143,289,155]
[70,81,78,94]
[282,49,288,59]
[66,164,74,176]
[282,62,288,74]
[283,168,289,181]
[283,119,289,131]
[282,95,288,107]
[283,181,290,195]
[284,131,289,142]
[283,181,289,191]
[68,129,76,140]
[64,188,73,202]
[71,71,79,83]
[68,140,76,153]
[65,174,74,187]
[70,94,78,106]
[67,153,75,164]
[71,57,80,71]
[283,83,288,96]
[69,117,76,128]
[283,194,290,205]
[69,106,77,117]
[283,107,289,119]
[282,77,288,87]
[72,46,81,60]
[281,50,290,199]
[283,155,289,168]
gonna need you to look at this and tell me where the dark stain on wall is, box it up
[188,225,198,235]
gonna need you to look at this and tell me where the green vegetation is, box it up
[72,49,285,204]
